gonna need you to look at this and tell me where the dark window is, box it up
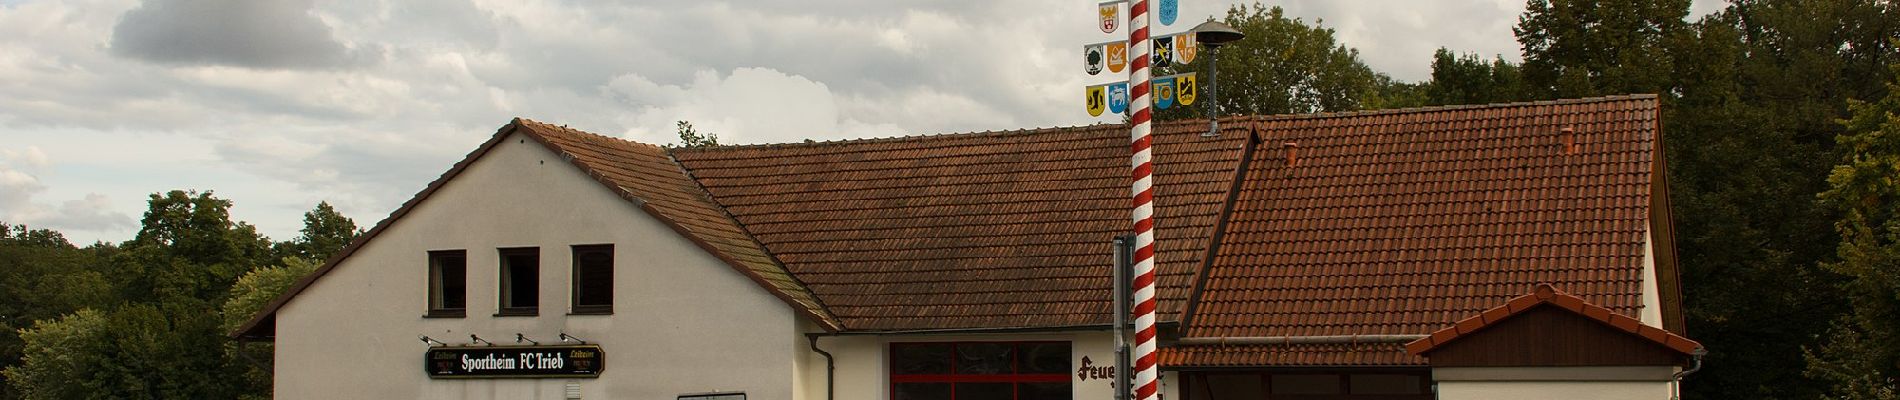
[678,393,745,400]
[1270,374,1341,395]
[571,244,614,314]
[890,342,1071,400]
[497,247,539,315]
[1349,374,1424,395]
[1182,371,1433,400]
[427,250,466,317]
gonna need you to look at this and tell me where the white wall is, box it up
[800,330,1180,400]
[1436,381,1673,400]
[274,133,801,400]
[1433,366,1678,400]
[1639,228,1664,327]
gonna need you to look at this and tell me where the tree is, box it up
[4,190,285,399]
[675,121,719,147]
[1515,0,1690,98]
[1655,2,1899,398]
[1425,48,1529,106]
[1,309,111,400]
[278,202,359,263]
[221,258,319,334]
[0,223,109,399]
[1806,61,1900,400]
[1366,75,1430,110]
[115,190,272,304]
[220,257,320,399]
[3,305,247,400]
[1163,3,1410,118]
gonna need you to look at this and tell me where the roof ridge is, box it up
[1249,94,1657,123]
[670,95,1655,152]
[670,122,1137,152]
[512,117,668,151]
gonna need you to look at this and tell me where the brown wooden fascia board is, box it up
[231,120,528,339]
[657,152,843,331]
[1647,102,1687,334]
[1178,121,1260,332]
[631,201,842,332]
[663,152,845,331]
[1407,285,1702,356]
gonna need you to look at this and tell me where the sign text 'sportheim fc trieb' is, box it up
[424,345,605,379]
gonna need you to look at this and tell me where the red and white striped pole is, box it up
[1125,1,1160,400]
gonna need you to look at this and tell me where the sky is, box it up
[0,0,1724,245]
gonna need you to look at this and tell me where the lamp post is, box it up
[1192,21,1245,137]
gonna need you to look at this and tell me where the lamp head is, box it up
[1192,21,1245,48]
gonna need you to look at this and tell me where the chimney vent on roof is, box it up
[1284,142,1299,167]
[1561,127,1577,154]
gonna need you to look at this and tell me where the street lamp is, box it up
[1192,20,1246,137]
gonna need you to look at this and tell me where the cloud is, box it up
[603,67,904,145]
[1264,0,1732,82]
[110,0,361,69]
[0,146,135,233]
[10,0,1734,244]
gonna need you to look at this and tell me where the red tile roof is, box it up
[233,119,841,338]
[672,120,1248,331]
[1404,283,1702,356]
[238,94,1681,358]
[1172,95,1668,366]
[512,120,841,330]
[1162,343,1421,367]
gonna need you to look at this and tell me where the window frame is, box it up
[888,341,1072,400]
[425,249,468,318]
[569,243,614,315]
[495,247,541,316]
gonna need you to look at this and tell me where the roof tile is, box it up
[1404,283,1700,356]
[674,120,1247,331]
[1175,96,1666,366]
[512,119,844,330]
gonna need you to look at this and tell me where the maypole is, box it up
[1123,1,1161,400]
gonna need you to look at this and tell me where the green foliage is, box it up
[1806,62,1900,400]
[1364,76,1430,110]
[1656,2,1898,398]
[3,305,247,400]
[674,120,719,148]
[0,223,110,399]
[0,224,70,249]
[131,190,272,267]
[221,258,318,334]
[115,191,273,305]
[219,257,319,398]
[1425,49,1528,105]
[279,202,359,262]
[1,191,359,399]
[1182,3,1410,116]
[2,309,111,400]
[1515,0,1690,98]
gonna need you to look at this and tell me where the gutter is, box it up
[1175,335,1427,346]
[821,322,1180,337]
[1670,348,1708,400]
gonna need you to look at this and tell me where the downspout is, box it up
[807,334,835,400]
[1670,348,1707,400]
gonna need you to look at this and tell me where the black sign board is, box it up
[425,345,604,379]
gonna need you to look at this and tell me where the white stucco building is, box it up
[236,95,1701,400]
